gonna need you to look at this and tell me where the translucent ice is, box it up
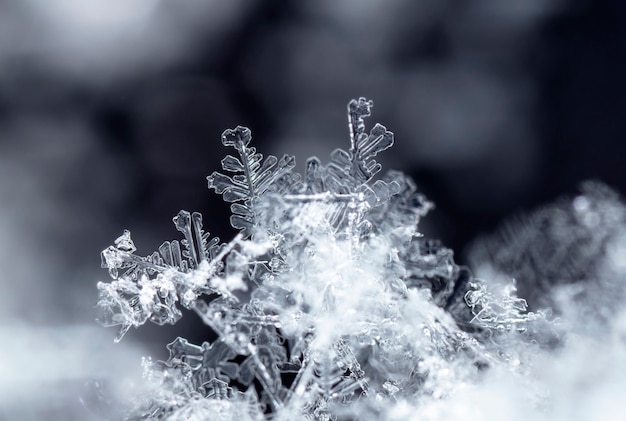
[98,98,557,419]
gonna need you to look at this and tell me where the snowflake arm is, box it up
[97,211,222,341]
[207,126,297,237]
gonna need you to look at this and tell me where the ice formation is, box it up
[97,98,556,420]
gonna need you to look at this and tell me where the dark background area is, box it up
[1,1,625,414]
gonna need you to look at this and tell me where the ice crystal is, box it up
[97,98,550,420]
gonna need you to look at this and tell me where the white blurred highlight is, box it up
[0,0,252,81]
[0,324,148,419]
[29,0,158,30]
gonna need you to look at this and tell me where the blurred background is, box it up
[1,0,625,418]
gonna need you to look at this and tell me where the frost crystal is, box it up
[97,98,549,419]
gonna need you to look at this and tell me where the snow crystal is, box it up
[96,98,576,419]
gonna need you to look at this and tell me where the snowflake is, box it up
[96,98,548,420]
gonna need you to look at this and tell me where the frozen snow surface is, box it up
[96,99,626,420]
